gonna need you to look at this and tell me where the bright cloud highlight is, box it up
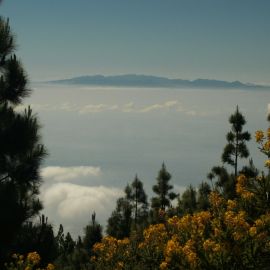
[41,166,101,182]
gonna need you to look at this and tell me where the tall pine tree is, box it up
[151,163,177,210]
[0,17,46,259]
[208,106,251,199]
[222,105,251,179]
[125,174,148,228]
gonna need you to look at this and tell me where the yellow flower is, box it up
[46,263,55,270]
[160,261,168,270]
[268,128,270,139]
[213,243,221,253]
[249,226,257,237]
[232,231,243,241]
[263,141,270,151]
[255,218,264,228]
[27,252,40,266]
[265,160,270,168]
[242,191,254,200]
[165,238,181,257]
[116,261,124,270]
[209,191,223,208]
[203,239,215,251]
[255,130,264,142]
[227,199,237,210]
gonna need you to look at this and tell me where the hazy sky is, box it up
[1,0,270,83]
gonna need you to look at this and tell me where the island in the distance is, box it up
[47,74,269,90]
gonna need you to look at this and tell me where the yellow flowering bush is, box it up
[92,236,131,270]
[6,125,260,270]
[91,128,270,269]
[5,252,55,270]
[256,128,270,158]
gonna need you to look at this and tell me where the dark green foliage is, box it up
[176,182,211,215]
[0,17,46,262]
[12,215,57,266]
[240,159,259,178]
[208,166,234,198]
[222,105,251,178]
[64,233,75,255]
[62,247,92,270]
[178,185,197,214]
[83,212,102,254]
[55,224,65,256]
[151,163,177,210]
[107,175,149,238]
[125,175,148,228]
[197,182,211,211]
[54,225,86,270]
[106,197,132,239]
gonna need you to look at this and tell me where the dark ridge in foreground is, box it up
[47,74,269,90]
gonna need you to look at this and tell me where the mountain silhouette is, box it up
[48,74,269,89]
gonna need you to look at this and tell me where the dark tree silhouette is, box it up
[197,182,211,211]
[0,17,46,259]
[222,105,251,179]
[125,174,148,228]
[13,215,57,266]
[151,163,177,211]
[83,212,102,254]
[178,185,197,214]
[107,197,132,239]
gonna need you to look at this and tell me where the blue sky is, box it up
[1,0,270,84]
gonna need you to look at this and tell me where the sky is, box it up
[1,0,270,84]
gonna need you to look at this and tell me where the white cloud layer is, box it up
[41,166,101,182]
[42,183,122,219]
[41,182,123,236]
[40,165,123,236]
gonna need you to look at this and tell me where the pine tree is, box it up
[197,182,211,211]
[0,17,46,259]
[125,175,148,228]
[83,212,102,254]
[208,106,251,199]
[178,185,197,214]
[106,197,132,239]
[151,163,177,210]
[222,105,251,179]
[208,166,234,198]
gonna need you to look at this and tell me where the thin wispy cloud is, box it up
[78,104,119,114]
[139,100,181,113]
[16,100,186,114]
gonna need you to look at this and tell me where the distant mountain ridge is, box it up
[48,74,269,89]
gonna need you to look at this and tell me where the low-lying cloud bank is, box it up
[42,183,122,220]
[40,165,122,237]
